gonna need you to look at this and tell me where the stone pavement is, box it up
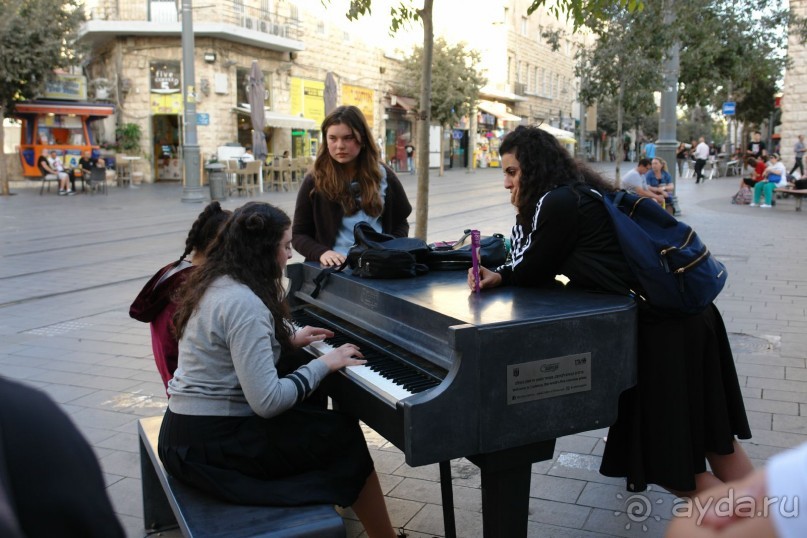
[1,162,806,538]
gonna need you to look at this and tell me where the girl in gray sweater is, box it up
[159,202,396,538]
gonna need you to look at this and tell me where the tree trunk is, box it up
[414,0,434,241]
[0,104,8,196]
[614,79,625,187]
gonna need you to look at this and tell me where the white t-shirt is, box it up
[621,168,647,192]
[768,442,807,538]
[693,142,710,160]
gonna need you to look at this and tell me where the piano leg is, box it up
[469,439,556,538]
[439,461,456,538]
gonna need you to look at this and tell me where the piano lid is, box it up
[289,262,635,371]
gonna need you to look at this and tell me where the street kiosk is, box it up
[14,100,115,177]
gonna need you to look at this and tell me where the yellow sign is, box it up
[342,85,374,127]
[290,78,325,126]
[151,93,183,114]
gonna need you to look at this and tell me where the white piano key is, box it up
[295,322,414,405]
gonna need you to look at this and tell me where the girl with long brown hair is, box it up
[292,105,412,266]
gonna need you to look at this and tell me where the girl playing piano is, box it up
[159,202,396,537]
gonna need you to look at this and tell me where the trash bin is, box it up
[206,163,227,201]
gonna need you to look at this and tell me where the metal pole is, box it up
[180,0,204,203]
[657,0,680,214]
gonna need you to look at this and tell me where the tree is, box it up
[397,38,486,176]
[0,0,85,195]
[344,0,434,240]
[576,5,661,182]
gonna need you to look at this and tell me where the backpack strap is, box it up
[310,260,348,298]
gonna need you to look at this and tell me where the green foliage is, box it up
[343,0,420,34]
[677,0,788,118]
[397,38,487,128]
[0,0,86,117]
[116,123,143,153]
[528,0,644,29]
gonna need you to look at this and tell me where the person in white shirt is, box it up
[620,158,666,205]
[693,137,710,184]
[239,146,255,166]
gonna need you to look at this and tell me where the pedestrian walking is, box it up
[790,134,805,177]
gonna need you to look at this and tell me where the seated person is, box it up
[741,156,767,189]
[621,158,666,205]
[645,157,676,213]
[239,146,255,167]
[77,150,97,176]
[38,151,72,195]
[751,153,786,208]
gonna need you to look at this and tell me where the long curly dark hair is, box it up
[177,201,231,264]
[312,105,383,217]
[499,125,614,227]
[173,202,292,350]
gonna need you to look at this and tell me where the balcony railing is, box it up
[86,0,302,41]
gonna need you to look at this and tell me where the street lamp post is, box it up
[657,0,680,214]
[180,0,204,203]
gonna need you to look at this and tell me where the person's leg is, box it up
[752,182,763,205]
[58,172,70,191]
[706,441,754,483]
[350,470,396,538]
[763,182,775,206]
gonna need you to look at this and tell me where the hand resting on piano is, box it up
[295,325,366,371]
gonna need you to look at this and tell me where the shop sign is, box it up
[342,84,374,126]
[290,78,325,125]
[151,93,183,114]
[196,113,210,126]
[151,61,181,94]
[43,74,87,101]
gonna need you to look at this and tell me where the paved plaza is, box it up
[1,162,806,537]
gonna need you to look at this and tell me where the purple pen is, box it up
[471,229,481,293]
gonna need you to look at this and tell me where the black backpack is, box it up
[311,223,428,297]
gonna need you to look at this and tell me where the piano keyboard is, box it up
[292,308,444,406]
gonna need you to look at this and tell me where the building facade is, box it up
[77,0,580,181]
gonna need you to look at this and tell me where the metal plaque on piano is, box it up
[506,353,592,404]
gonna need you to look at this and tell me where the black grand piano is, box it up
[288,262,637,537]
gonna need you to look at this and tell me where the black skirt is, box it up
[600,304,752,492]
[158,402,374,507]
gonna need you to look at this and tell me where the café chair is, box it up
[88,165,108,195]
[39,172,59,195]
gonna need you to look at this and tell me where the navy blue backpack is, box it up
[579,186,727,316]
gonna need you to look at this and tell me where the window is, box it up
[507,56,513,84]
[541,68,546,97]
[236,67,271,108]
[521,16,528,36]
[516,61,522,83]
[316,20,325,34]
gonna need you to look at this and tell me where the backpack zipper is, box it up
[660,229,695,256]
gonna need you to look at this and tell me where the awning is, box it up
[388,94,417,112]
[234,105,316,130]
[538,123,577,145]
[477,100,521,123]
[13,100,115,118]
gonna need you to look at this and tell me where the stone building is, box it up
[778,0,807,172]
[77,0,579,181]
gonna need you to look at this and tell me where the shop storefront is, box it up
[14,75,114,177]
[150,61,183,180]
[384,95,415,172]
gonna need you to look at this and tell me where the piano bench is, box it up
[138,415,347,538]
